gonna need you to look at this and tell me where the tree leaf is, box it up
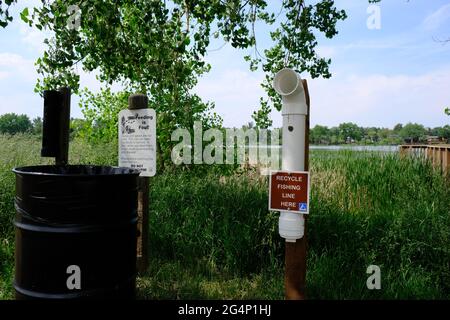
[20,7,29,23]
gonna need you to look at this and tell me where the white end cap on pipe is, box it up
[279,211,305,242]
[273,68,308,116]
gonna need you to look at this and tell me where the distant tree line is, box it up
[1,113,449,146]
[0,113,85,137]
[0,113,39,135]
[310,122,450,145]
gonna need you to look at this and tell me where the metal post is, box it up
[56,87,71,166]
[128,94,150,274]
[41,87,71,165]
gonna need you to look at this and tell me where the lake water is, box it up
[249,145,399,153]
[310,145,399,152]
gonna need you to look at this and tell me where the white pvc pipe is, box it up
[273,68,308,242]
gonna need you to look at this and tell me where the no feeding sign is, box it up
[119,109,156,177]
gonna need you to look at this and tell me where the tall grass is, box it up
[308,150,449,299]
[0,135,449,299]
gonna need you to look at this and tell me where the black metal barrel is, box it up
[12,165,140,299]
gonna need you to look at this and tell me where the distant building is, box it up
[426,136,444,145]
[345,136,355,144]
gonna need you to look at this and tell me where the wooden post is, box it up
[128,94,150,274]
[399,145,407,158]
[445,146,450,174]
[285,79,310,300]
[432,147,436,167]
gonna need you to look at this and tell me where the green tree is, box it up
[310,125,330,144]
[17,1,349,129]
[393,123,403,133]
[31,116,43,135]
[252,98,273,129]
[78,88,130,143]
[364,127,379,144]
[329,126,340,144]
[431,126,450,141]
[338,122,363,143]
[249,0,347,126]
[0,113,32,134]
[442,125,450,141]
[400,123,427,142]
[70,117,87,139]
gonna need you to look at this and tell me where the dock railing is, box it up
[399,144,450,174]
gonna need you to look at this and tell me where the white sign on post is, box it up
[118,109,156,177]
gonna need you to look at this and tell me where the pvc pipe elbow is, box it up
[273,68,308,116]
[273,68,301,96]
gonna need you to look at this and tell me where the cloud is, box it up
[0,53,41,118]
[422,4,450,31]
[194,69,272,128]
[193,65,450,129]
[0,71,9,80]
[19,24,50,54]
[0,52,37,82]
[0,91,42,117]
[307,66,450,128]
[316,46,337,59]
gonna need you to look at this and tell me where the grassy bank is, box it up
[0,134,449,299]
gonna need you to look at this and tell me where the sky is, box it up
[0,0,449,129]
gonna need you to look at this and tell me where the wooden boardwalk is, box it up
[400,144,450,174]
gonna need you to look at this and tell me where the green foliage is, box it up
[252,98,273,129]
[0,0,17,27]
[69,117,87,139]
[24,1,228,167]
[393,123,403,133]
[78,88,130,143]
[309,122,450,145]
[31,116,42,135]
[445,108,449,116]
[338,122,363,142]
[0,113,32,134]
[430,125,450,140]
[400,123,427,142]
[310,125,331,144]
[310,123,401,145]
[19,1,349,131]
[250,0,347,126]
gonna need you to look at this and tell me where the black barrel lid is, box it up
[12,165,141,177]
